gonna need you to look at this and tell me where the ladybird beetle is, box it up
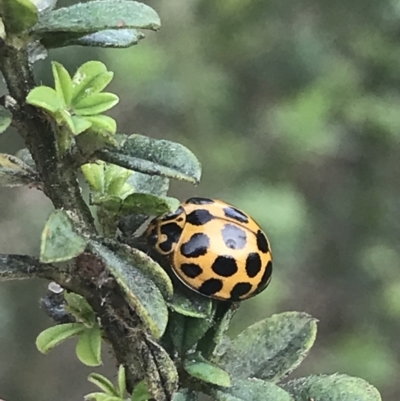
[145,197,272,301]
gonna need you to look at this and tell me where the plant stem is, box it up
[0,41,95,231]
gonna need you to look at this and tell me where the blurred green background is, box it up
[1,0,400,400]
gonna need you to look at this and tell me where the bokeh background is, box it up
[1,0,400,400]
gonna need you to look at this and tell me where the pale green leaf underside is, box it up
[218,312,317,382]
[33,0,160,34]
[40,210,88,263]
[282,374,382,401]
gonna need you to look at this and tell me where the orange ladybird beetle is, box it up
[145,197,272,301]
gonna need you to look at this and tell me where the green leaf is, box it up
[143,336,178,400]
[168,309,216,354]
[112,244,173,301]
[81,163,105,193]
[131,380,151,401]
[70,115,93,135]
[76,325,102,366]
[33,0,160,34]
[85,115,117,134]
[2,0,38,34]
[99,134,202,184]
[41,29,145,49]
[168,288,213,319]
[282,374,382,401]
[218,312,317,381]
[52,61,73,107]
[197,304,236,359]
[76,129,118,155]
[89,242,168,339]
[73,92,119,115]
[0,106,12,134]
[127,171,169,196]
[36,323,85,353]
[88,373,119,397]
[172,389,197,401]
[103,163,133,197]
[40,209,88,263]
[26,86,63,115]
[212,378,295,401]
[71,61,114,104]
[0,153,40,187]
[64,292,96,327]
[82,161,134,199]
[184,353,231,388]
[117,365,126,398]
[119,193,180,215]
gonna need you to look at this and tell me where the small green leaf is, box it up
[81,163,105,193]
[131,380,151,401]
[282,374,382,401]
[40,210,88,263]
[168,288,213,319]
[98,134,202,184]
[119,193,180,215]
[36,323,84,353]
[212,378,295,401]
[76,325,102,366]
[218,312,317,382]
[89,242,168,339]
[117,365,126,398]
[0,106,12,134]
[3,0,38,34]
[74,92,119,115]
[88,373,119,396]
[0,153,40,187]
[85,115,117,134]
[52,61,73,106]
[184,353,231,388]
[70,115,92,135]
[71,61,114,103]
[26,86,63,115]
[103,163,133,197]
[33,0,160,34]
[64,292,96,327]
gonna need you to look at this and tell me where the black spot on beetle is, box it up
[159,222,183,253]
[198,278,223,296]
[186,209,214,226]
[161,206,184,222]
[181,263,203,278]
[180,233,210,258]
[257,261,273,291]
[223,206,249,224]
[256,230,269,253]
[221,224,247,250]
[211,256,238,277]
[230,282,252,301]
[147,226,158,247]
[185,197,214,205]
[245,253,262,278]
